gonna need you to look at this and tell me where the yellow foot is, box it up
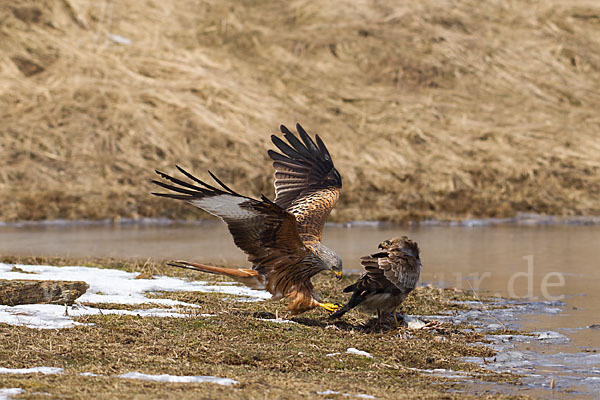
[317,302,341,313]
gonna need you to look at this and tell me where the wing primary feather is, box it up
[267,149,291,162]
[174,166,223,193]
[315,135,332,161]
[279,124,293,136]
[154,170,206,192]
[207,170,238,195]
[151,192,191,200]
[296,123,320,153]
[150,179,200,195]
[282,129,314,159]
[271,135,304,160]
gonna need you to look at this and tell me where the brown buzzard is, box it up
[151,124,343,314]
[329,236,422,321]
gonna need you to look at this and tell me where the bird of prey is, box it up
[151,123,343,314]
[329,236,422,322]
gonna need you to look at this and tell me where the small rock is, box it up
[252,311,275,319]
[10,56,45,77]
[0,279,89,306]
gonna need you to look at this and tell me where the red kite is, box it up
[152,124,343,314]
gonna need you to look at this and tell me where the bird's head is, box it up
[330,253,343,280]
[378,236,420,257]
[314,243,343,280]
[378,239,392,250]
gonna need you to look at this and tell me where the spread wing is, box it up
[151,166,309,268]
[268,123,342,241]
[347,252,395,295]
[358,246,421,293]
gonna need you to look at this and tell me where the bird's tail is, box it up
[329,290,364,320]
[328,303,353,320]
[167,261,265,290]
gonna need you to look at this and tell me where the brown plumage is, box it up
[151,123,343,314]
[329,236,422,321]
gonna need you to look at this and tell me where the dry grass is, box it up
[1,0,600,222]
[0,257,526,399]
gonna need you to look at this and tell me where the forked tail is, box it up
[167,261,266,290]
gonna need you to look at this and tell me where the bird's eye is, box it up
[381,240,390,247]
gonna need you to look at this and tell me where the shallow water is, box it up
[0,222,599,396]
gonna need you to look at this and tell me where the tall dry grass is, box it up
[1,0,599,222]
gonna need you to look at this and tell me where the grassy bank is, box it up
[1,0,599,222]
[0,257,525,399]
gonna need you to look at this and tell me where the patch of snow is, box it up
[0,367,63,375]
[257,318,298,324]
[317,390,375,399]
[402,315,426,329]
[346,348,373,358]
[0,263,270,305]
[0,263,269,329]
[326,352,341,357]
[534,331,569,342]
[118,372,237,386]
[409,367,477,380]
[0,388,24,400]
[0,304,213,330]
[80,372,101,376]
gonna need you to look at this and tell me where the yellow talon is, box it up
[319,302,340,313]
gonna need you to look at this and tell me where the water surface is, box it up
[0,222,598,396]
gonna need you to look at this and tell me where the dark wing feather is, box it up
[378,246,422,291]
[354,256,394,294]
[269,123,342,240]
[151,167,308,267]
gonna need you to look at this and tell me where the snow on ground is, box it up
[317,390,376,399]
[0,388,24,400]
[0,303,215,329]
[407,367,480,380]
[0,263,271,304]
[0,367,63,375]
[257,318,298,324]
[0,263,270,329]
[346,348,373,358]
[118,372,238,386]
[402,315,426,329]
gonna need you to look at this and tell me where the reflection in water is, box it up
[1,222,599,395]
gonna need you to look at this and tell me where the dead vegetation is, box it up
[1,0,600,222]
[0,257,525,399]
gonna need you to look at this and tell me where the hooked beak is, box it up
[378,243,384,249]
[333,270,343,280]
